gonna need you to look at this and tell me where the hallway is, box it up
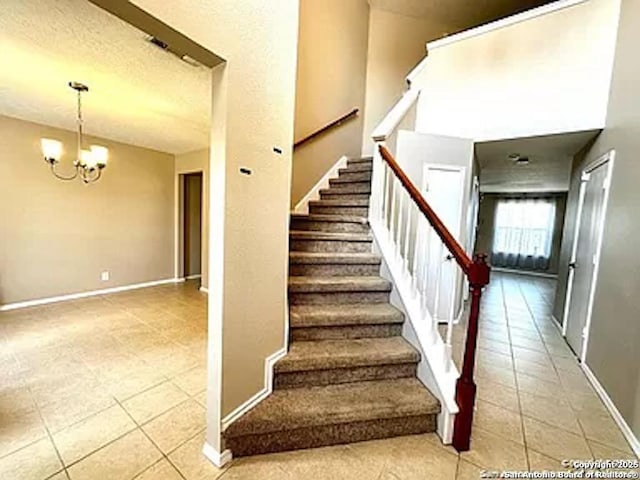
[0,275,636,480]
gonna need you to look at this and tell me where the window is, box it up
[492,198,556,270]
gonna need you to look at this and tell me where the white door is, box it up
[421,164,466,322]
[563,152,614,360]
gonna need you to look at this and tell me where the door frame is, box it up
[561,150,615,362]
[174,168,205,280]
[421,162,467,324]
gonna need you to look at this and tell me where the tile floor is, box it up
[0,274,637,480]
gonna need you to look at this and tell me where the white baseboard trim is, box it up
[293,156,348,214]
[221,347,287,431]
[185,274,202,280]
[581,364,640,458]
[492,267,558,279]
[202,442,232,468]
[199,286,209,294]
[0,278,183,312]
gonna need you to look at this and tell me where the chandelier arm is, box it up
[81,167,102,184]
[50,163,79,181]
[76,88,83,162]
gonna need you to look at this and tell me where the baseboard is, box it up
[581,364,640,458]
[185,274,202,280]
[0,278,183,311]
[199,286,209,294]
[492,267,558,279]
[550,315,564,335]
[293,156,348,214]
[221,347,287,431]
[202,442,232,468]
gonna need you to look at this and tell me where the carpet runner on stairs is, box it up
[223,156,440,456]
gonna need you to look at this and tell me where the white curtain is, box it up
[491,197,556,271]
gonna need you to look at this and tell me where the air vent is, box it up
[148,36,169,50]
[508,153,530,165]
[145,36,203,68]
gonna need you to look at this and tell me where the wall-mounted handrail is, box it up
[293,108,359,150]
[377,145,490,453]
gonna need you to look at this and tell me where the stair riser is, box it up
[290,239,372,253]
[290,323,403,341]
[326,182,371,193]
[338,171,372,182]
[290,219,370,234]
[347,160,372,168]
[289,263,380,277]
[274,363,417,389]
[225,414,436,457]
[309,206,369,217]
[289,291,390,305]
[320,192,370,201]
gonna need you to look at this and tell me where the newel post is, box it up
[452,254,490,452]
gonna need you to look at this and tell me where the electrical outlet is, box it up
[101,271,110,281]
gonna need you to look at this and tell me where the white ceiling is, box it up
[0,0,211,154]
[369,0,554,31]
[476,130,600,193]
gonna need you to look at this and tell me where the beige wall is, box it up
[291,0,370,207]
[0,115,175,305]
[361,9,450,155]
[129,0,300,450]
[175,149,209,288]
[184,174,202,277]
[554,0,640,440]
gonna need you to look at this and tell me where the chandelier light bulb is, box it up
[41,138,63,163]
[90,145,109,167]
[80,149,98,169]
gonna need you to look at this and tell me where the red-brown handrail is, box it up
[293,108,359,150]
[378,145,490,452]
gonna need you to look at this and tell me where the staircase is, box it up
[223,157,440,456]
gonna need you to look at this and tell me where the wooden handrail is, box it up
[378,145,472,274]
[377,144,490,453]
[294,108,359,150]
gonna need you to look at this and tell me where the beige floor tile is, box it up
[587,439,636,458]
[168,431,226,480]
[194,391,207,408]
[578,411,633,453]
[474,400,524,444]
[67,429,161,480]
[511,347,552,367]
[0,437,63,480]
[221,456,295,480]
[519,392,581,434]
[476,363,517,389]
[477,350,513,371]
[387,437,458,480]
[523,416,591,461]
[0,410,49,458]
[456,459,483,480]
[123,382,190,424]
[39,387,115,433]
[142,399,205,454]
[516,372,560,399]
[46,472,69,480]
[527,449,564,470]
[135,459,184,480]
[53,404,136,466]
[476,378,520,413]
[172,366,207,396]
[461,427,528,470]
[478,340,512,356]
[514,358,560,383]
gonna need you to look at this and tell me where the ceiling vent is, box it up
[145,35,203,68]
[508,153,530,165]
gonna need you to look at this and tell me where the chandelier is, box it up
[41,82,108,183]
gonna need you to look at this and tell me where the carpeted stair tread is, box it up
[338,164,373,173]
[289,252,380,265]
[347,157,373,166]
[274,337,419,373]
[224,378,440,438]
[330,176,371,185]
[289,230,372,242]
[308,199,370,207]
[288,276,391,292]
[320,186,371,196]
[290,213,369,225]
[290,304,404,327]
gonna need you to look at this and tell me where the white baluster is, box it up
[395,190,405,261]
[403,199,412,275]
[388,177,398,245]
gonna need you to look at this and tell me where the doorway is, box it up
[562,151,614,361]
[421,164,466,323]
[181,172,203,282]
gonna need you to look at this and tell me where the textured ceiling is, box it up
[476,130,600,192]
[0,0,211,154]
[369,0,555,32]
